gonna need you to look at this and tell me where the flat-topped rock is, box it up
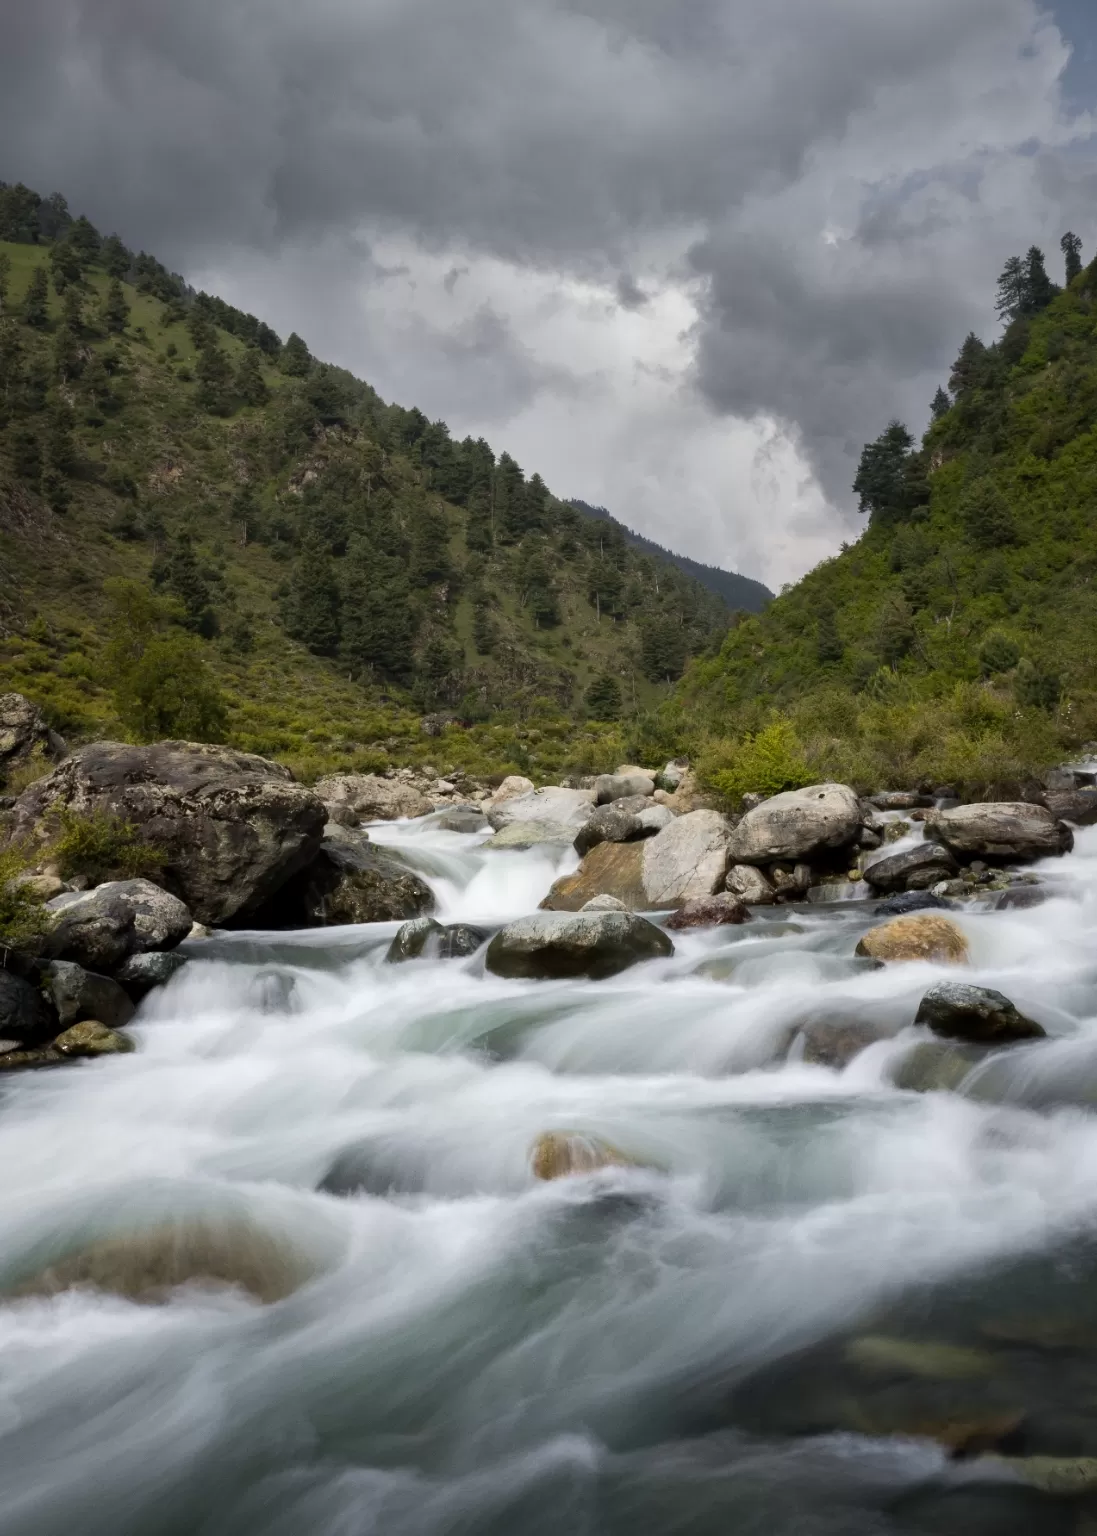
[726,784,862,865]
[485,910,673,980]
[925,801,1073,862]
[485,786,596,832]
[313,773,433,822]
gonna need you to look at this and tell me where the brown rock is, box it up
[541,840,646,911]
[53,1020,136,1057]
[665,893,751,930]
[855,914,969,965]
[530,1132,633,1180]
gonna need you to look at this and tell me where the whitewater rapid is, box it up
[5,815,1097,1532]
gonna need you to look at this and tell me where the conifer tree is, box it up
[44,402,77,476]
[1062,231,1083,286]
[930,386,951,420]
[103,277,129,334]
[816,609,844,664]
[949,332,988,394]
[585,673,622,719]
[9,426,41,483]
[0,253,9,314]
[1023,245,1056,313]
[23,267,49,328]
[285,537,341,655]
[151,533,218,635]
[102,234,129,279]
[853,421,915,520]
[234,347,267,406]
[340,547,417,676]
[196,340,233,415]
[61,285,83,331]
[49,239,82,294]
[280,332,311,377]
[67,214,100,264]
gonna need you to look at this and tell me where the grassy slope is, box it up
[0,240,732,782]
[670,260,1097,794]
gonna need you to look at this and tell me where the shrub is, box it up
[49,808,165,885]
[699,718,813,807]
[0,845,48,948]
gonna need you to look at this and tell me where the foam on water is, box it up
[6,818,1097,1532]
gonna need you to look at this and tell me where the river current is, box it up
[5,811,1097,1533]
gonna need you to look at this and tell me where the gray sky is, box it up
[2,0,1095,587]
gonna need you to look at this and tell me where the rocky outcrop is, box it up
[862,843,959,893]
[640,810,734,907]
[573,805,643,857]
[925,801,1073,863]
[530,1132,634,1180]
[665,893,751,930]
[260,834,435,927]
[313,773,432,823]
[855,913,969,965]
[10,742,326,926]
[485,785,596,832]
[725,784,862,865]
[0,692,66,789]
[726,864,777,905]
[44,960,135,1030]
[914,981,1045,1043]
[485,910,673,980]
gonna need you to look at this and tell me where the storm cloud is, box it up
[2,0,1094,583]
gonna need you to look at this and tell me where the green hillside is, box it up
[0,182,757,785]
[669,237,1097,797]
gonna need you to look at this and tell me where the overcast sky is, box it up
[3,1,1095,588]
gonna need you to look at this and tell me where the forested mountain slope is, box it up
[672,236,1097,796]
[0,181,759,783]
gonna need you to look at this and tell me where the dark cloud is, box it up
[2,1,1093,560]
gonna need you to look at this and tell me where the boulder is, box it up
[256,835,435,927]
[434,806,489,834]
[43,886,136,971]
[926,802,1073,863]
[657,759,689,792]
[868,791,934,810]
[862,843,959,893]
[8,872,64,901]
[483,820,576,851]
[636,804,675,836]
[485,786,596,832]
[487,774,535,806]
[44,961,135,1030]
[855,914,969,965]
[1043,787,1097,826]
[541,841,646,911]
[640,809,734,908]
[0,692,66,788]
[725,784,862,866]
[8,1216,317,1305]
[652,767,711,814]
[873,891,954,917]
[594,771,655,805]
[726,864,777,905]
[72,878,192,952]
[573,805,643,857]
[770,863,812,900]
[0,969,55,1045]
[115,950,189,1000]
[580,895,627,912]
[385,918,487,963]
[914,982,1046,1044]
[665,893,751,930]
[9,742,326,926]
[312,773,432,822]
[53,1020,136,1058]
[485,910,673,980]
[530,1132,634,1180]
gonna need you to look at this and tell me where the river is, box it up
[4,811,1097,1533]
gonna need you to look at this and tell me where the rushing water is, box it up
[6,814,1097,1533]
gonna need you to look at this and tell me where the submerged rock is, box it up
[855,913,969,964]
[796,1016,891,1068]
[486,910,673,980]
[891,1038,989,1092]
[44,960,134,1030]
[530,1132,634,1180]
[8,1216,317,1305]
[433,806,489,834]
[926,801,1073,862]
[53,1020,135,1057]
[385,917,486,962]
[914,981,1045,1044]
[725,783,862,865]
[10,741,326,925]
[873,891,954,917]
[665,893,751,930]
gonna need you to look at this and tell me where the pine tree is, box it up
[816,609,844,664]
[465,486,493,551]
[585,674,622,720]
[61,285,83,331]
[472,599,497,654]
[102,234,129,279]
[949,332,987,394]
[44,403,77,476]
[995,255,1026,322]
[23,267,49,328]
[852,421,915,520]
[285,538,341,655]
[49,239,82,294]
[280,332,311,377]
[196,340,233,415]
[0,253,10,314]
[340,548,417,677]
[234,347,267,406]
[1023,246,1056,313]
[67,214,100,264]
[103,277,129,334]
[1062,231,1083,286]
[151,534,218,635]
[9,426,41,483]
[930,386,951,420]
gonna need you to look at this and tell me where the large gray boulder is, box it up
[725,784,862,865]
[483,820,576,851]
[1042,787,1097,826]
[255,831,435,927]
[313,773,432,823]
[862,843,959,893]
[640,809,735,907]
[0,969,55,1046]
[10,742,326,926]
[485,786,596,833]
[77,879,192,952]
[914,982,1045,1044]
[573,805,643,857]
[385,917,486,963]
[43,886,136,971]
[726,864,777,905]
[594,771,655,805]
[0,692,66,789]
[115,950,189,1000]
[44,961,135,1031]
[925,802,1073,862]
[485,910,673,980]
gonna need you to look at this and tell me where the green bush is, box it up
[0,845,48,948]
[699,719,813,807]
[49,808,165,885]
